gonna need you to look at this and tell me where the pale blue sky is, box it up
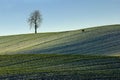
[0,0,120,35]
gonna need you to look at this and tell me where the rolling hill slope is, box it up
[0,24,120,55]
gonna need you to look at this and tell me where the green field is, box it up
[0,24,120,79]
[0,24,120,56]
[0,54,119,80]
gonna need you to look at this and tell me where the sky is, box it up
[0,0,120,36]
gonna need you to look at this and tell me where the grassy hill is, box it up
[0,24,120,55]
[0,54,119,80]
[0,24,120,79]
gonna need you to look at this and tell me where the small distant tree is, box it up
[28,10,42,34]
[82,29,85,32]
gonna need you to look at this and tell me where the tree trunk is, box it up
[35,24,37,34]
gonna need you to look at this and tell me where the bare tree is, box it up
[28,10,42,34]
